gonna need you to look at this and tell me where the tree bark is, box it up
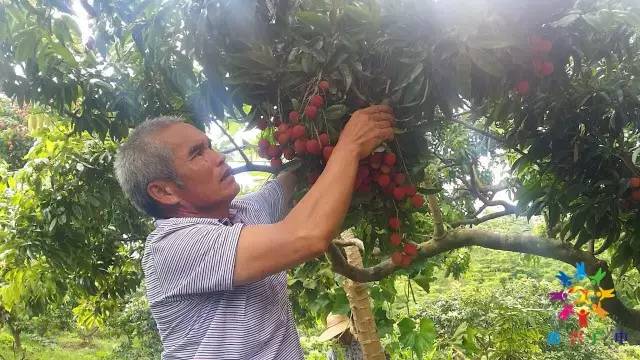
[341,232,386,360]
[7,318,22,355]
[426,194,445,239]
[329,229,640,331]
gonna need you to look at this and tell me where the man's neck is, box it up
[170,202,232,219]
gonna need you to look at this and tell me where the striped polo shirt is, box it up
[142,179,304,359]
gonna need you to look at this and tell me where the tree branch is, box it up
[427,194,445,239]
[452,162,519,227]
[220,145,248,154]
[212,119,252,165]
[472,204,488,217]
[230,163,276,174]
[449,115,526,156]
[328,229,640,330]
[450,210,515,228]
[333,237,365,253]
[477,180,511,193]
[450,116,504,143]
[328,244,396,283]
[230,158,301,175]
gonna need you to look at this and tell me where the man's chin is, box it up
[232,181,240,193]
[229,181,241,197]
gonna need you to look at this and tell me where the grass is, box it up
[0,331,117,360]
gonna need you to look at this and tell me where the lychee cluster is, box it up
[256,80,426,266]
[513,35,555,96]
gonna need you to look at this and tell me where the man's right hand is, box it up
[337,105,395,159]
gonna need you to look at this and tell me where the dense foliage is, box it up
[1,0,640,358]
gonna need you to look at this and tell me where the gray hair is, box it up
[114,116,184,218]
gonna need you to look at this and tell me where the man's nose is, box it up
[213,150,226,165]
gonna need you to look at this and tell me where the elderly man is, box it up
[114,105,394,359]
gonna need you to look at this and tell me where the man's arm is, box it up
[233,105,394,286]
[276,169,297,206]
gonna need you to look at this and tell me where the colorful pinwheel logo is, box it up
[546,262,615,346]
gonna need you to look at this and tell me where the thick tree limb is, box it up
[328,244,396,283]
[477,180,511,193]
[427,194,446,238]
[333,237,365,253]
[453,165,519,227]
[230,156,300,175]
[230,163,276,174]
[472,204,488,217]
[329,229,640,330]
[450,210,515,227]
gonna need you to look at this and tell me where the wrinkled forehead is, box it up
[153,122,208,154]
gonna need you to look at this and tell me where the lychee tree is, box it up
[1,0,640,352]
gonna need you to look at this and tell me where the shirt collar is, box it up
[154,208,239,227]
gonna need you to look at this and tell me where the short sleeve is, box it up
[239,179,288,223]
[150,223,243,300]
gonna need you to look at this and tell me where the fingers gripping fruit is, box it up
[256,82,428,267]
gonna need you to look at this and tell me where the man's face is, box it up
[156,122,240,213]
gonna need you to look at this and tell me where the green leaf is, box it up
[297,11,331,33]
[412,274,432,293]
[53,18,72,45]
[49,42,78,67]
[467,47,503,77]
[397,317,415,335]
[467,33,518,49]
[49,217,57,232]
[338,63,352,92]
[324,104,347,120]
[547,202,560,231]
[292,98,301,111]
[393,63,423,91]
[15,28,40,61]
[418,317,436,343]
[397,317,435,358]
[302,278,317,289]
[301,53,313,73]
[329,290,350,315]
[344,5,370,23]
[420,186,442,195]
[60,14,81,38]
[550,13,581,28]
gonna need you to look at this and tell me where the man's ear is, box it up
[147,180,180,206]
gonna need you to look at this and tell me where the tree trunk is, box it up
[7,318,22,355]
[341,232,386,360]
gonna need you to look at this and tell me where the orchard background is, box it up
[1,0,640,359]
